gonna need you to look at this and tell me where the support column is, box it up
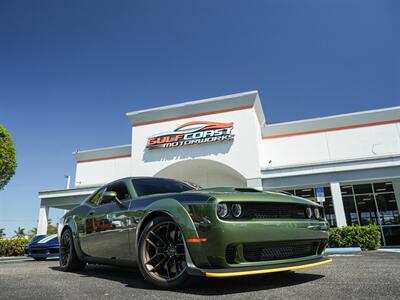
[37,202,49,235]
[330,182,347,227]
[247,178,263,191]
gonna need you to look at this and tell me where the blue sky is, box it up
[0,0,398,236]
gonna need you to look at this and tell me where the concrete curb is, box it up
[325,247,362,254]
[0,256,28,260]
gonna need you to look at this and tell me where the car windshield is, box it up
[132,178,197,197]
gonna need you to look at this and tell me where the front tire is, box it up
[59,228,86,272]
[137,216,190,289]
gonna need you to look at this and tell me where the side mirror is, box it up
[102,191,125,206]
[102,191,117,201]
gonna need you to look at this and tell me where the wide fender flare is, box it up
[140,198,198,240]
[139,198,211,268]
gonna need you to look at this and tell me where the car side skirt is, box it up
[187,257,332,278]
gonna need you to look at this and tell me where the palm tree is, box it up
[0,228,5,239]
[14,226,26,238]
[28,227,37,239]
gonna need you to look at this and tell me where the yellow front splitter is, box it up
[205,258,332,278]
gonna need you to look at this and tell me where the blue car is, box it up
[26,234,59,261]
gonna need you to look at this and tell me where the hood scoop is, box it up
[196,187,262,193]
[234,188,262,193]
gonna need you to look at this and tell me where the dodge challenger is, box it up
[58,177,331,288]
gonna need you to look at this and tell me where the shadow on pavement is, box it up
[50,264,324,296]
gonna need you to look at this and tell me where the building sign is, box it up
[146,121,234,150]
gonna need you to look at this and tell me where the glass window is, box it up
[355,194,378,225]
[382,226,400,246]
[284,182,399,246]
[376,193,399,225]
[342,196,359,225]
[323,187,332,197]
[132,178,194,197]
[87,188,105,206]
[353,184,373,195]
[295,188,315,199]
[373,182,394,193]
[106,182,131,201]
[322,197,336,227]
[340,185,353,196]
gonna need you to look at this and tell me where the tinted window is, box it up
[322,197,336,227]
[88,188,105,206]
[295,188,315,199]
[132,178,194,197]
[323,187,332,197]
[373,182,394,193]
[353,184,373,194]
[106,182,131,201]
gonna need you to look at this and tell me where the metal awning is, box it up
[38,186,99,210]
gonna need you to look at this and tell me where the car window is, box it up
[132,178,194,197]
[104,182,131,202]
[88,188,105,206]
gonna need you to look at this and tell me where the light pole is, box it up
[65,175,71,189]
[63,175,71,216]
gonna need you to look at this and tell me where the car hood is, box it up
[184,187,320,207]
[28,234,59,248]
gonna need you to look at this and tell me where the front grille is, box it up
[241,202,308,219]
[30,249,47,254]
[225,245,236,264]
[243,240,320,262]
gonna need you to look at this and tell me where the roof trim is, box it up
[262,106,400,139]
[126,91,265,126]
[133,105,254,127]
[77,154,131,163]
[263,118,400,139]
[73,144,131,163]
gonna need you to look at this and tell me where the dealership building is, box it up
[38,91,400,246]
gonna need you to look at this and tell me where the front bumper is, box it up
[26,247,60,258]
[187,256,332,277]
[186,218,329,269]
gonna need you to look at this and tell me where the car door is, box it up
[80,187,106,255]
[85,181,132,260]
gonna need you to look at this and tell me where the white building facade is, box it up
[38,91,400,246]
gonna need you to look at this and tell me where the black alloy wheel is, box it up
[59,228,86,272]
[138,216,190,288]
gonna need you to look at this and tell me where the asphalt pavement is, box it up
[0,251,399,299]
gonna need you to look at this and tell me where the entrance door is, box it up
[342,182,400,246]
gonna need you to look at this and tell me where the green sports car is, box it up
[58,177,331,288]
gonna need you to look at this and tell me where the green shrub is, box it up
[328,225,381,250]
[0,238,29,256]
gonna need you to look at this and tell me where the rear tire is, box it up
[59,228,86,272]
[33,257,47,261]
[137,216,190,289]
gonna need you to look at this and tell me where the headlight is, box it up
[217,203,229,218]
[231,204,242,218]
[314,208,321,219]
[306,207,313,219]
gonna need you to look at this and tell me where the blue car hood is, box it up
[28,234,59,248]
